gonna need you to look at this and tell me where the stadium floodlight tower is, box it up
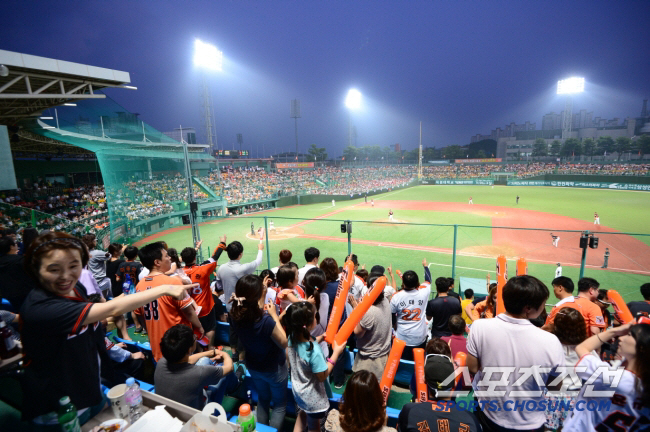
[345,89,362,148]
[194,39,222,155]
[557,77,584,140]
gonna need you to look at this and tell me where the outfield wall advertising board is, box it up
[507,180,650,191]
[421,179,494,185]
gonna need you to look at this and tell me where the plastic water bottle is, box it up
[124,378,143,423]
[0,318,19,359]
[122,274,132,295]
[236,404,256,432]
[58,396,81,432]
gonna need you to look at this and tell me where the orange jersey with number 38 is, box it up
[135,273,194,361]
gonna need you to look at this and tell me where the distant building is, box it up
[163,127,197,144]
[471,121,536,143]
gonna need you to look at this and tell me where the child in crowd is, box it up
[275,264,305,313]
[282,302,345,432]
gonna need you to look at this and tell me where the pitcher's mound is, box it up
[246,226,305,241]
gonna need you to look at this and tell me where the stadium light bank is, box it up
[345,88,362,147]
[557,76,585,139]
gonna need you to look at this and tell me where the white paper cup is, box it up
[107,384,129,419]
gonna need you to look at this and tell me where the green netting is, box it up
[20,93,220,243]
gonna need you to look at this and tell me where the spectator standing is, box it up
[298,247,320,285]
[575,277,606,336]
[466,275,564,431]
[155,324,236,409]
[216,240,263,360]
[426,277,462,337]
[562,322,650,431]
[348,274,392,380]
[116,245,146,334]
[20,232,194,423]
[390,270,431,360]
[324,370,396,432]
[283,302,345,432]
[303,268,330,355]
[544,308,588,431]
[105,243,124,297]
[134,242,204,361]
[461,289,474,326]
[601,248,610,268]
[319,257,347,388]
[271,249,292,275]
[542,276,577,332]
[471,285,497,320]
[230,274,288,431]
[181,237,227,348]
[82,233,112,299]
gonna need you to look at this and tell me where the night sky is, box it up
[2,0,649,158]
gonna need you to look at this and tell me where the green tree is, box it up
[615,137,632,160]
[582,138,595,156]
[597,136,615,155]
[638,135,650,158]
[476,149,487,158]
[307,144,327,161]
[532,138,548,157]
[442,145,465,159]
[422,147,437,161]
[550,140,561,156]
[342,145,358,162]
[561,138,581,157]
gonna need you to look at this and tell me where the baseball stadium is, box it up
[1,48,650,431]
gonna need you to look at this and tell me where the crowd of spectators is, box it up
[421,163,555,179]
[2,228,649,431]
[557,163,650,176]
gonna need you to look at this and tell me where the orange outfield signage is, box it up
[275,162,315,168]
[455,158,502,163]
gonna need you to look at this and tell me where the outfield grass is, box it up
[146,185,650,303]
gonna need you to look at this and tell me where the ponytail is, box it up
[281,302,316,351]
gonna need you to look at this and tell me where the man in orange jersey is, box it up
[574,277,606,336]
[542,276,578,332]
[135,242,204,361]
[181,235,227,348]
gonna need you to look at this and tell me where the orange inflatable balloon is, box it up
[496,255,507,315]
[414,348,427,402]
[516,257,527,276]
[454,352,467,387]
[324,259,355,344]
[607,290,634,324]
[334,276,387,346]
[379,338,406,405]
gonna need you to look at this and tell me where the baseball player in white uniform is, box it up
[551,233,560,247]
[469,196,473,204]
[594,212,600,225]
[555,263,562,278]
[389,209,394,221]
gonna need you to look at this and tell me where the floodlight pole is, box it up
[182,130,203,262]
[291,100,301,160]
[418,121,423,179]
[562,96,573,140]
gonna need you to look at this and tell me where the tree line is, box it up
[532,136,650,160]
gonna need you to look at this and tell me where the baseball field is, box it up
[137,185,650,304]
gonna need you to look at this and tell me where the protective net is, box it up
[23,92,221,243]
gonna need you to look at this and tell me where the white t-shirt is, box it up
[564,354,649,430]
[349,275,366,301]
[466,314,564,429]
[390,286,431,346]
[297,263,317,285]
[555,266,562,278]
[139,267,150,280]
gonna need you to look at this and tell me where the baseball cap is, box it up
[424,354,455,395]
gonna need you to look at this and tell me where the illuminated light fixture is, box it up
[40,116,53,119]
[42,126,55,129]
[121,85,138,90]
[345,89,362,110]
[194,39,223,71]
[557,77,585,95]
[64,103,77,106]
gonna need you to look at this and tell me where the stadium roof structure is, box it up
[0,49,132,124]
[0,50,213,160]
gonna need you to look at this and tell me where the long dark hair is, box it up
[303,268,326,323]
[167,248,182,267]
[630,323,650,407]
[339,370,386,432]
[230,274,265,324]
[281,301,315,351]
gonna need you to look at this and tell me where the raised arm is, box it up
[83,283,197,326]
